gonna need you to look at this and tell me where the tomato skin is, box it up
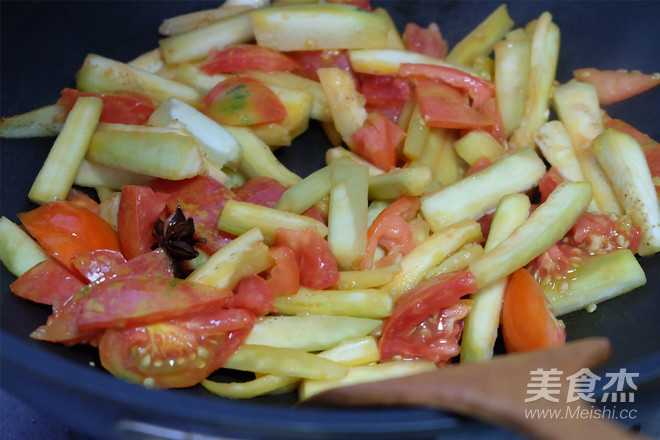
[538,167,564,202]
[358,74,411,122]
[71,249,127,283]
[465,156,494,177]
[202,77,287,126]
[200,44,300,74]
[411,78,494,130]
[98,307,255,388]
[403,22,448,59]
[274,227,339,290]
[286,50,354,82]
[66,188,100,216]
[117,185,167,260]
[262,245,300,297]
[10,259,85,306]
[57,88,155,125]
[227,274,275,317]
[361,196,420,270]
[233,177,288,208]
[18,201,122,272]
[78,277,234,331]
[350,112,406,171]
[501,268,566,353]
[573,68,660,105]
[378,269,477,364]
[151,176,235,254]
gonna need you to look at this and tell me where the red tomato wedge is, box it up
[361,196,421,270]
[30,290,101,345]
[359,74,411,122]
[78,277,234,331]
[10,259,85,306]
[71,249,127,284]
[350,112,406,171]
[286,49,354,82]
[501,268,566,353]
[57,88,155,125]
[233,176,288,208]
[98,307,255,388]
[326,0,372,11]
[403,22,448,59]
[66,188,100,216]
[411,78,494,130]
[151,176,235,254]
[465,156,494,177]
[573,68,660,105]
[227,274,275,317]
[570,211,641,255]
[18,201,122,272]
[378,269,477,364]
[200,44,300,74]
[538,167,565,202]
[400,63,495,109]
[202,77,287,126]
[262,245,300,297]
[117,185,167,260]
[274,227,339,290]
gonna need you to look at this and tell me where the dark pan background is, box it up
[1,1,659,439]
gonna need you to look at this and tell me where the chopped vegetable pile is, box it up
[1,0,659,402]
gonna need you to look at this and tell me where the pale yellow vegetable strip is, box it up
[159,2,264,36]
[348,49,475,76]
[445,4,514,67]
[0,104,63,138]
[461,193,530,363]
[368,167,432,200]
[420,147,546,232]
[415,127,463,187]
[87,130,203,180]
[29,96,102,205]
[593,129,660,256]
[493,28,530,137]
[217,199,328,244]
[470,181,592,289]
[188,227,271,290]
[325,147,384,176]
[402,102,429,161]
[251,4,390,51]
[372,7,405,50]
[127,48,164,73]
[543,249,646,316]
[424,243,485,279]
[159,11,254,64]
[223,125,301,187]
[317,67,367,147]
[222,345,348,380]
[299,360,436,401]
[202,375,299,400]
[509,13,559,149]
[273,287,393,319]
[454,131,505,166]
[336,264,401,290]
[245,315,382,351]
[317,336,380,366]
[381,220,484,300]
[276,165,333,214]
[76,54,201,105]
[0,217,52,277]
[74,159,151,190]
[328,162,369,269]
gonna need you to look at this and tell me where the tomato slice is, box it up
[10,259,85,306]
[286,49,354,82]
[570,211,641,255]
[465,156,494,177]
[501,268,566,353]
[378,269,477,364]
[573,68,660,105]
[202,77,287,126]
[350,112,406,171]
[117,185,167,260]
[57,88,155,125]
[78,277,234,331]
[538,167,565,202]
[66,188,100,216]
[361,196,421,270]
[400,63,495,109]
[151,176,235,254]
[358,74,411,122]
[233,176,288,208]
[71,249,127,284]
[325,0,372,11]
[98,307,255,388]
[262,245,300,297]
[274,227,339,290]
[411,78,494,130]
[200,44,300,74]
[18,200,122,272]
[403,22,448,59]
[226,274,275,317]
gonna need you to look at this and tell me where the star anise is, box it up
[152,206,205,278]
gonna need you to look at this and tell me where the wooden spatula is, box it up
[302,338,646,440]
